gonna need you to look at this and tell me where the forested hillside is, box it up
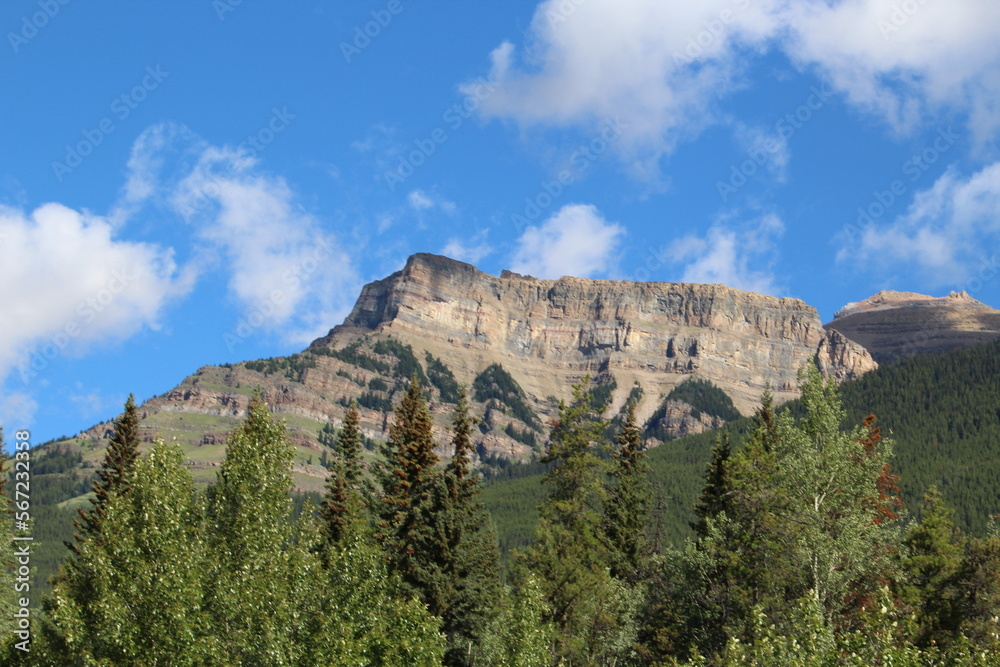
[483,338,1000,558]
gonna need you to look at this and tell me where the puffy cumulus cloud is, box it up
[464,0,777,178]
[125,124,361,346]
[510,203,624,278]
[466,0,1000,177]
[0,202,193,388]
[780,0,1000,143]
[841,163,1000,287]
[666,213,785,295]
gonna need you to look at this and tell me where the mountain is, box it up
[52,252,875,491]
[826,289,1000,363]
[485,336,1000,556]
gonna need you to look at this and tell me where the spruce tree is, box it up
[376,375,442,586]
[690,435,731,539]
[603,400,651,579]
[321,402,365,545]
[521,376,638,665]
[71,394,140,549]
[901,486,965,647]
[424,387,502,665]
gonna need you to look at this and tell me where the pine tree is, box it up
[376,375,442,586]
[70,394,140,550]
[901,486,965,647]
[321,402,365,544]
[521,376,638,665]
[603,401,651,579]
[423,387,502,665]
[690,434,732,540]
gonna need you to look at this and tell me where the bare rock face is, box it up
[66,253,881,489]
[314,253,877,415]
[826,290,1000,363]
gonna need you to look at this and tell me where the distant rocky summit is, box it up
[63,253,882,488]
[826,290,1000,363]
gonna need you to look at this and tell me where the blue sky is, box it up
[2,0,1000,445]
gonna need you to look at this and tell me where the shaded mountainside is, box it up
[826,289,1000,363]
[42,252,877,493]
[484,337,1000,557]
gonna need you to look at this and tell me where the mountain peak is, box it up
[828,290,1000,362]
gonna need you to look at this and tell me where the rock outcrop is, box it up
[314,253,876,416]
[63,253,882,488]
[826,290,1000,363]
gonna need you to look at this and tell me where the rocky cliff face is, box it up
[63,253,880,489]
[314,253,876,416]
[826,290,1000,363]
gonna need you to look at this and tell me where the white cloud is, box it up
[465,0,1000,177]
[666,213,785,294]
[442,231,493,265]
[407,189,456,214]
[733,122,790,183]
[408,190,434,211]
[0,392,38,431]
[510,204,624,278]
[124,124,361,345]
[842,162,1000,286]
[0,202,192,389]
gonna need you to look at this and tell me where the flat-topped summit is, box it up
[314,253,876,415]
[827,290,1000,363]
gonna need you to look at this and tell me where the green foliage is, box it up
[503,422,538,448]
[521,376,640,665]
[472,364,540,430]
[41,440,211,664]
[354,390,394,412]
[420,388,503,665]
[318,531,446,666]
[589,375,618,413]
[666,377,742,422]
[426,352,461,404]
[71,394,141,550]
[321,404,366,545]
[603,402,652,580]
[244,352,317,380]
[376,376,443,588]
[474,574,554,667]
[369,376,390,392]
[373,337,429,384]
[645,377,741,442]
[313,339,393,374]
[203,395,320,664]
